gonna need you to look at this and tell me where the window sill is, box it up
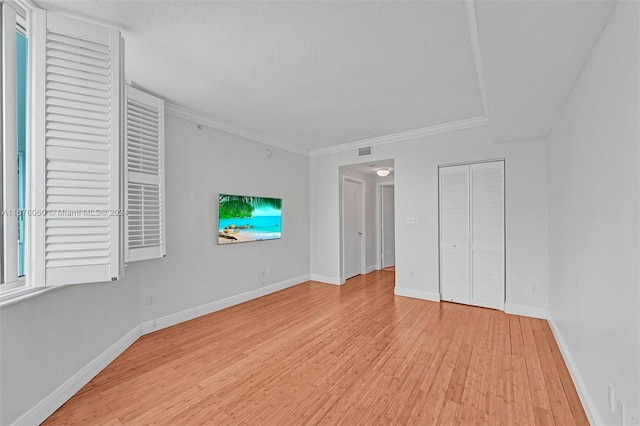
[0,286,55,308]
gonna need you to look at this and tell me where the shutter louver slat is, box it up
[46,113,110,129]
[47,121,110,136]
[47,170,110,181]
[46,65,109,84]
[32,10,121,286]
[46,129,109,144]
[47,139,110,151]
[47,49,111,69]
[47,234,109,243]
[125,86,165,262]
[128,105,158,120]
[47,32,110,53]
[127,122,159,137]
[46,95,110,113]
[46,58,110,77]
[46,79,110,97]
[45,88,110,105]
[47,73,110,92]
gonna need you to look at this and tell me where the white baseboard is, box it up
[547,312,602,426]
[309,274,342,285]
[365,264,377,274]
[504,302,547,319]
[141,274,309,335]
[11,326,142,426]
[394,286,441,302]
[11,275,312,425]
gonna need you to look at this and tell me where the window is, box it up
[1,1,28,291]
[1,4,166,303]
[17,23,27,278]
[1,3,123,298]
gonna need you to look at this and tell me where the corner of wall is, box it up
[504,303,547,319]
[546,312,603,426]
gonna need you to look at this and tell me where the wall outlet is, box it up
[147,294,156,305]
[266,267,272,277]
[410,271,415,278]
[531,284,538,293]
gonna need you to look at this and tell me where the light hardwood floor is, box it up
[44,271,588,425]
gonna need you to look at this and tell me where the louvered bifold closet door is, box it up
[439,165,470,304]
[125,86,165,262]
[31,11,121,286]
[470,161,504,310]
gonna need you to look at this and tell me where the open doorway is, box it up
[339,159,395,283]
[379,183,395,270]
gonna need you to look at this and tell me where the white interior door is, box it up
[343,178,363,280]
[381,185,395,268]
[439,165,471,304]
[470,161,505,310]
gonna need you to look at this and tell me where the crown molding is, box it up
[167,101,490,160]
[164,103,309,157]
[165,1,493,160]
[308,115,489,158]
[33,1,494,161]
[161,2,492,160]
[308,3,492,158]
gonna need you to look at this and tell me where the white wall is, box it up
[0,270,141,425]
[139,116,310,323]
[547,2,639,424]
[0,114,310,426]
[310,125,549,314]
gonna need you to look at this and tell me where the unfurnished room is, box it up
[0,0,638,425]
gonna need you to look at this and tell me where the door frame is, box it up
[376,182,395,270]
[341,175,365,283]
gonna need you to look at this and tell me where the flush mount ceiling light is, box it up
[376,169,390,177]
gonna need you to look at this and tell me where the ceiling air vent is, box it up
[358,146,372,156]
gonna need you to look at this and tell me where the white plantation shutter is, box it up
[125,86,165,262]
[470,161,504,310]
[439,165,470,304]
[31,11,121,286]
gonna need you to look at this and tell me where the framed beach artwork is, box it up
[218,194,282,244]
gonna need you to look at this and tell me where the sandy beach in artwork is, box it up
[218,230,253,244]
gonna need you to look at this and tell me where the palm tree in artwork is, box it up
[219,194,281,219]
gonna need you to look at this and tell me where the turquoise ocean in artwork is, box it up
[219,216,281,240]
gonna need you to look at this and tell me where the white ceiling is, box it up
[37,1,616,155]
[476,1,616,142]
